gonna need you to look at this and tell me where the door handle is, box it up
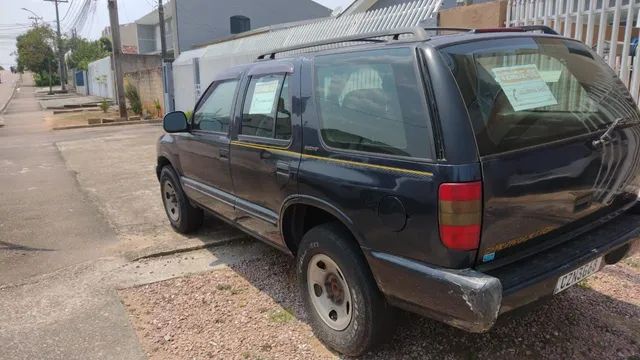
[219,147,229,159]
[276,161,291,185]
[260,150,273,160]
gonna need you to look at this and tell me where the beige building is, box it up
[101,23,141,54]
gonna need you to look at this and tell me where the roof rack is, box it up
[257,27,431,60]
[517,25,559,35]
[256,25,558,60]
[471,25,559,35]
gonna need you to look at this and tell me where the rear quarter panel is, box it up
[295,57,480,268]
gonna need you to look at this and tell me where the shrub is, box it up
[124,83,142,115]
[99,99,109,113]
[34,71,60,87]
[184,111,193,121]
[153,98,162,118]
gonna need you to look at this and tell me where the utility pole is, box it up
[158,0,168,61]
[158,0,175,112]
[44,0,68,92]
[47,58,53,95]
[107,0,128,120]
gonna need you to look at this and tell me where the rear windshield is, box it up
[439,36,640,156]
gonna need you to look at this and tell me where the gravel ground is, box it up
[120,249,640,360]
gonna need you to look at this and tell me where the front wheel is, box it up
[296,222,396,356]
[159,166,203,234]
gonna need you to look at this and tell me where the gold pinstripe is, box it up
[230,141,434,177]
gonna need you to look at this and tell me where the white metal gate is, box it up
[506,0,640,102]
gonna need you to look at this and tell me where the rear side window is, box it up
[193,80,238,132]
[241,74,292,140]
[314,48,430,158]
[440,37,640,156]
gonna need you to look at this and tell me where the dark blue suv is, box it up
[157,27,640,355]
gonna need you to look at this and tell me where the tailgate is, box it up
[439,36,640,267]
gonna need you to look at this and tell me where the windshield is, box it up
[439,36,640,156]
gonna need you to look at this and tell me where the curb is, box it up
[0,76,20,115]
[53,108,101,115]
[53,119,162,131]
[126,233,247,262]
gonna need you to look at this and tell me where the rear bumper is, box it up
[366,213,640,333]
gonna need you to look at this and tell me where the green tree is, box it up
[66,37,111,71]
[99,37,113,53]
[15,26,56,75]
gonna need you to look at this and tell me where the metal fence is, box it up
[506,0,640,102]
[173,0,443,111]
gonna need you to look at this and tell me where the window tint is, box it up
[193,80,238,132]
[440,37,640,155]
[241,74,292,140]
[314,48,430,158]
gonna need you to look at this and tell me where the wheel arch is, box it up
[279,195,367,256]
[156,155,172,178]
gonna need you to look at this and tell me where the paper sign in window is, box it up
[492,64,558,111]
[249,79,280,115]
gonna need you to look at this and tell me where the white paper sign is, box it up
[492,64,558,111]
[539,70,562,83]
[249,79,280,115]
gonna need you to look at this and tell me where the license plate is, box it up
[553,257,602,294]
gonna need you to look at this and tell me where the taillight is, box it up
[438,182,482,251]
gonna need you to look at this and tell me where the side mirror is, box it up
[163,111,188,133]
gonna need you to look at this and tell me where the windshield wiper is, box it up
[592,117,631,147]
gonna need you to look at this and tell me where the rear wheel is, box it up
[160,166,203,233]
[296,222,395,356]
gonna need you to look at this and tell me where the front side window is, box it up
[241,74,292,140]
[314,47,431,158]
[193,80,238,132]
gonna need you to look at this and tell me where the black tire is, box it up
[159,166,203,234]
[296,222,396,356]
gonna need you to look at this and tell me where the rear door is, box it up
[229,62,301,247]
[440,36,640,267]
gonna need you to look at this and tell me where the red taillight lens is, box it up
[438,182,482,251]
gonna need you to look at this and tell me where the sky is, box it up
[0,0,353,68]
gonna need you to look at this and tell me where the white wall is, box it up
[87,56,115,99]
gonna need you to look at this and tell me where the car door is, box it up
[176,76,240,220]
[229,62,301,247]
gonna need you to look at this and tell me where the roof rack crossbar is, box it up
[421,27,473,33]
[516,25,559,35]
[257,27,429,60]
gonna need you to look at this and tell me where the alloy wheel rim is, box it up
[307,254,353,331]
[162,180,180,222]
